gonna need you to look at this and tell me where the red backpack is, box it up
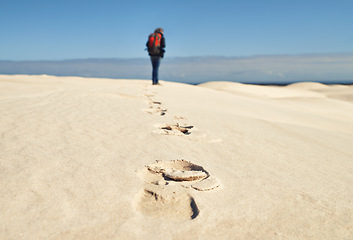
[147,33,161,55]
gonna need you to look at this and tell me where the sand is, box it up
[0,74,352,239]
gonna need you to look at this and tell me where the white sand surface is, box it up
[0,74,353,239]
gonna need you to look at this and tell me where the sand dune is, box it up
[0,74,352,239]
[199,81,327,98]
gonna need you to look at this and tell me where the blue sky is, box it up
[1,0,352,60]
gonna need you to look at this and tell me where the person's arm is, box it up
[161,36,166,49]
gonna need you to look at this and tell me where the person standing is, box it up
[146,28,166,85]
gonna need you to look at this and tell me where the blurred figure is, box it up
[146,28,166,85]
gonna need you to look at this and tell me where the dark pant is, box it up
[150,56,161,85]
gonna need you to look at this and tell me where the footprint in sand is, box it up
[134,185,199,220]
[145,160,221,190]
[144,107,167,116]
[153,123,221,143]
[146,159,209,181]
[135,160,221,220]
[143,99,167,116]
[155,123,194,136]
[174,116,187,120]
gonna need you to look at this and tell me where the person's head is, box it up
[154,28,164,34]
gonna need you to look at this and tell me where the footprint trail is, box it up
[135,159,221,220]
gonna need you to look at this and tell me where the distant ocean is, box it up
[1,55,353,85]
[189,80,353,86]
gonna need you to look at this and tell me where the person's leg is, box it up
[151,56,161,85]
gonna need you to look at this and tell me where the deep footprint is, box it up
[153,124,216,141]
[161,124,193,135]
[135,186,199,220]
[147,159,209,181]
[145,160,221,191]
[135,160,220,220]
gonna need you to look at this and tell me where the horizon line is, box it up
[1,73,352,86]
[1,52,353,62]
